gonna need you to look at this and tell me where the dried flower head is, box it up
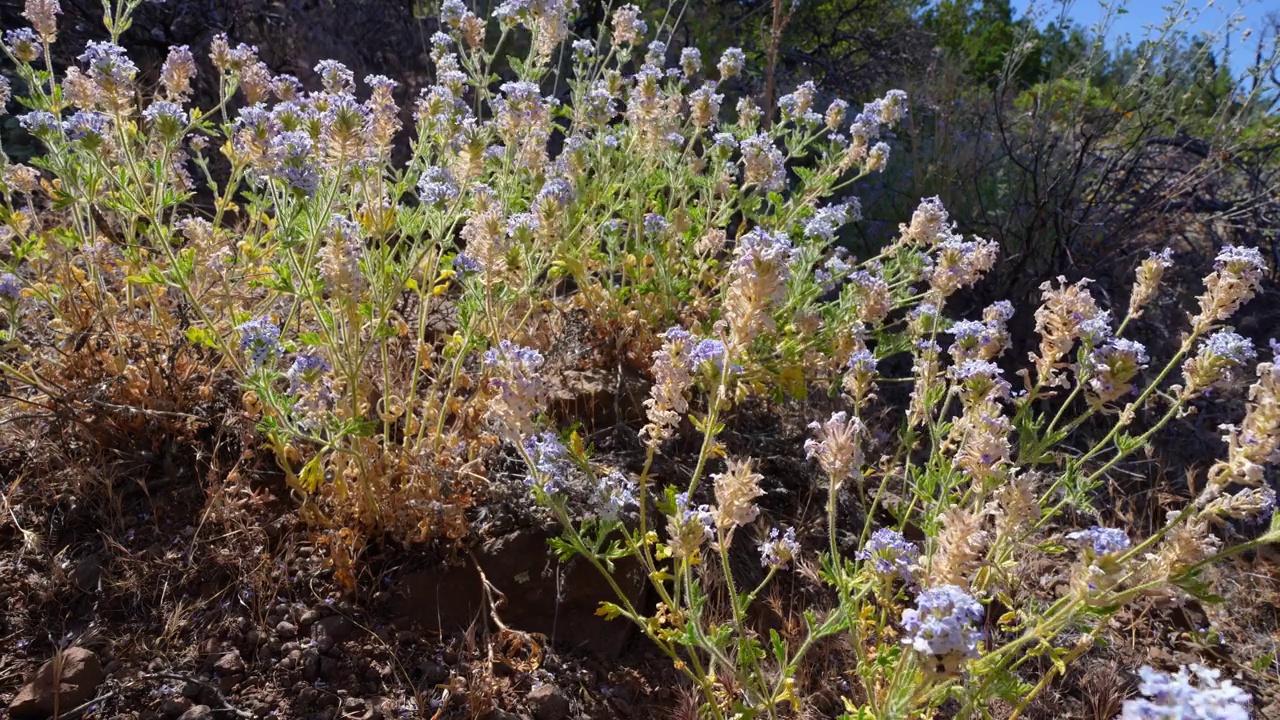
[718,47,745,79]
[1191,245,1267,333]
[484,341,547,441]
[1128,248,1174,320]
[24,0,60,41]
[1086,338,1149,406]
[1181,330,1256,394]
[611,4,647,46]
[805,411,864,487]
[666,492,714,560]
[642,327,695,447]
[1211,359,1280,488]
[1031,276,1104,388]
[712,457,765,532]
[724,227,795,349]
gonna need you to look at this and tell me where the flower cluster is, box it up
[901,585,984,674]
[1032,277,1105,388]
[857,528,920,581]
[759,527,800,568]
[1211,357,1280,488]
[666,492,715,560]
[1068,526,1131,556]
[1086,338,1149,406]
[1182,331,1256,394]
[483,341,547,441]
[1191,245,1267,334]
[1128,248,1174,320]
[724,227,796,350]
[522,432,570,494]
[1119,665,1250,720]
[237,317,282,369]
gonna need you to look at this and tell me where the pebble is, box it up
[275,621,297,639]
[527,683,569,720]
[177,706,213,720]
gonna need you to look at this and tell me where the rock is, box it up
[160,697,193,717]
[178,705,213,720]
[299,609,321,627]
[482,710,525,720]
[302,649,321,682]
[213,650,245,675]
[315,615,354,644]
[527,684,569,720]
[418,659,449,686]
[245,629,262,647]
[8,647,106,720]
[102,660,121,675]
[393,529,645,657]
[71,556,102,593]
[319,657,340,681]
[275,621,297,639]
[180,682,202,700]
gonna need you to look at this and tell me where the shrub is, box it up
[0,0,1276,718]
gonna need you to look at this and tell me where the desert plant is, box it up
[0,0,1275,718]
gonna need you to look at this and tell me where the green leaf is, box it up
[185,326,219,349]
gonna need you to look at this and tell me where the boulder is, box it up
[8,647,106,720]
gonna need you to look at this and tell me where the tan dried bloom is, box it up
[1143,511,1220,583]
[611,4,646,46]
[991,473,1041,538]
[952,398,1012,488]
[62,67,100,109]
[899,196,949,246]
[1191,245,1267,334]
[712,458,765,533]
[3,165,41,194]
[1030,276,1103,388]
[927,507,989,588]
[696,227,727,256]
[239,61,274,105]
[24,0,60,41]
[641,327,694,447]
[1209,359,1279,489]
[805,411,864,487]
[929,235,998,297]
[724,227,794,351]
[160,46,197,101]
[1127,248,1173,320]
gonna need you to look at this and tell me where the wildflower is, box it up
[666,492,714,559]
[314,59,355,94]
[0,76,8,107]
[522,432,569,494]
[680,47,701,77]
[418,166,459,206]
[273,74,302,101]
[144,101,189,138]
[645,326,696,443]
[1192,245,1267,333]
[64,111,111,144]
[644,40,667,66]
[847,269,892,326]
[79,41,137,106]
[740,133,786,192]
[689,338,734,373]
[725,227,795,349]
[815,252,851,291]
[611,4,647,46]
[901,585,983,673]
[571,38,594,63]
[271,131,319,195]
[1210,358,1279,488]
[805,411,864,487]
[1119,665,1250,720]
[803,202,855,243]
[24,0,60,41]
[1079,315,1112,346]
[1031,276,1104,388]
[688,84,723,128]
[899,196,949,246]
[953,402,1012,485]
[879,89,908,125]
[1182,330,1256,394]
[286,354,329,392]
[712,458,765,532]
[926,508,988,588]
[494,0,573,59]
[18,110,60,136]
[452,254,481,277]
[759,527,800,568]
[865,142,890,173]
[949,360,1010,405]
[1128,248,1173,320]
[596,470,638,522]
[440,0,466,25]
[483,340,547,441]
[1067,526,1131,556]
[237,317,282,369]
[736,96,762,126]
[857,528,919,581]
[0,273,22,302]
[643,213,669,238]
[718,47,745,79]
[1086,338,1149,406]
[1205,486,1276,523]
[493,81,554,171]
[779,81,818,121]
[825,98,848,130]
[4,28,42,63]
[843,346,879,401]
[908,340,943,427]
[929,235,997,297]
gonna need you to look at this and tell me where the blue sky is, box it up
[1037,0,1277,78]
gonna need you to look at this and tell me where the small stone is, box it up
[527,683,569,720]
[302,649,321,682]
[319,657,339,681]
[482,710,523,720]
[71,555,102,593]
[245,629,262,647]
[161,697,193,717]
[177,706,213,720]
[275,621,297,639]
[418,660,449,686]
[213,650,245,675]
[299,609,321,627]
[180,682,202,700]
[8,647,106,720]
[315,616,354,646]
[342,697,364,711]
[103,660,121,675]
[394,630,418,645]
